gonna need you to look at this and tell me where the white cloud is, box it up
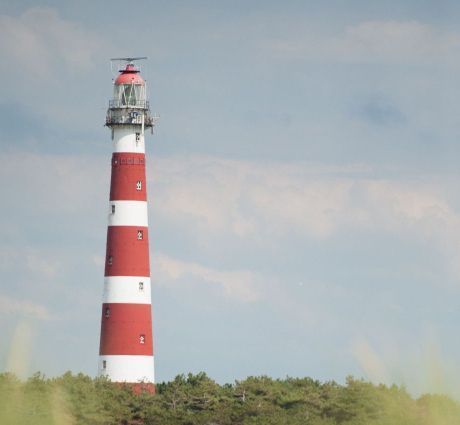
[151,156,460,243]
[149,155,460,289]
[26,252,59,278]
[0,7,104,76]
[0,294,51,320]
[268,20,460,63]
[341,20,459,60]
[153,252,260,302]
[152,157,357,239]
[0,152,107,216]
[361,180,455,230]
[0,246,61,280]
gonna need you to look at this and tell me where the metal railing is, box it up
[106,110,155,127]
[109,100,150,109]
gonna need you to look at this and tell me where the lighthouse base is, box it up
[115,382,155,394]
[130,382,156,394]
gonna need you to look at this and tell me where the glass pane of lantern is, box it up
[123,84,137,105]
[113,85,123,102]
[134,85,145,103]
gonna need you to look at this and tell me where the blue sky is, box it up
[2,0,460,397]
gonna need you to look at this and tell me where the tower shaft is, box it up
[98,61,155,393]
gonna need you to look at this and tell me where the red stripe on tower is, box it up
[99,303,153,355]
[105,226,150,276]
[110,153,147,201]
[98,58,157,393]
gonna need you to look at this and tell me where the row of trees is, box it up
[0,371,459,424]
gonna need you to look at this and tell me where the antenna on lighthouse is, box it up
[110,57,148,62]
[110,57,148,74]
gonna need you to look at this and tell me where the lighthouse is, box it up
[98,58,155,392]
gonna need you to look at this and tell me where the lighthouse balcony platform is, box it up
[106,108,155,127]
[109,100,150,109]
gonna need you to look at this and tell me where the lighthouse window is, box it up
[102,360,107,369]
[139,281,144,291]
[137,230,143,240]
[136,180,142,191]
[123,84,136,106]
[135,133,140,144]
[108,256,113,266]
[115,84,145,107]
[111,204,115,214]
[105,307,110,318]
[139,334,145,344]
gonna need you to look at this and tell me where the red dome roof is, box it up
[114,64,145,85]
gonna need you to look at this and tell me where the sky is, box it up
[2,0,460,397]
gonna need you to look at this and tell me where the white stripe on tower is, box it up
[103,277,152,304]
[108,201,148,227]
[98,355,154,382]
[113,127,146,153]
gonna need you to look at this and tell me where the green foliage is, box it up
[0,371,458,424]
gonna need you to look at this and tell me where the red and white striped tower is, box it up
[98,58,155,393]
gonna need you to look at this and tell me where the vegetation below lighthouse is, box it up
[1,371,460,424]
